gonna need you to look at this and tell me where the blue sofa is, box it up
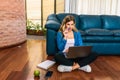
[45,13,120,55]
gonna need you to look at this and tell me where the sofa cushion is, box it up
[56,13,80,30]
[101,15,120,29]
[85,29,113,36]
[78,30,86,36]
[112,30,120,36]
[79,15,102,30]
[85,36,120,42]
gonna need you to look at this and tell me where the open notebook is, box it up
[37,60,56,70]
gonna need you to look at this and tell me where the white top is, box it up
[63,39,75,52]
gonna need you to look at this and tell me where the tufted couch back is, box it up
[55,13,120,30]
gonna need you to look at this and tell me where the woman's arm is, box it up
[57,32,67,51]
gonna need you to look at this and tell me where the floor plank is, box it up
[0,40,120,80]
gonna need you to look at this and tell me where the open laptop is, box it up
[65,46,92,59]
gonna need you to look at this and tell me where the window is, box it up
[26,0,65,26]
[26,0,41,25]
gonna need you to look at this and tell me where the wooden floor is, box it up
[0,40,120,80]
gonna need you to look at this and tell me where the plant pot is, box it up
[36,30,44,36]
[27,30,36,35]
[27,30,45,36]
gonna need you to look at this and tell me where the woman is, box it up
[55,15,97,72]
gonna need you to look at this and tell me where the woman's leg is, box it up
[54,53,74,66]
[54,53,75,72]
[75,52,98,67]
[71,52,98,72]
[54,52,98,72]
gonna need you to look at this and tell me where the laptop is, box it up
[65,46,92,59]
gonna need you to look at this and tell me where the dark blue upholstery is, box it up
[85,29,113,36]
[45,20,60,31]
[45,13,120,55]
[101,15,120,29]
[78,30,86,36]
[112,30,120,36]
[79,15,102,30]
[46,29,58,55]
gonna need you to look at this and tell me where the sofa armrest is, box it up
[46,29,58,55]
[45,20,61,31]
[47,14,60,22]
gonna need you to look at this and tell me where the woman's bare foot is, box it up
[72,63,80,70]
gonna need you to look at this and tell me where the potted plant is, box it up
[26,20,46,36]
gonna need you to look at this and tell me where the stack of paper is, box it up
[37,60,56,70]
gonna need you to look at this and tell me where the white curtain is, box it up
[65,0,120,15]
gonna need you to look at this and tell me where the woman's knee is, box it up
[54,53,64,61]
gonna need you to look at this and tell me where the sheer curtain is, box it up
[65,0,120,15]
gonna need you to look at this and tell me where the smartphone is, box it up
[45,71,53,78]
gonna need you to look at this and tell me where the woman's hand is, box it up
[65,49,69,53]
[63,29,68,40]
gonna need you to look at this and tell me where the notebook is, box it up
[66,46,92,59]
[37,60,56,70]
